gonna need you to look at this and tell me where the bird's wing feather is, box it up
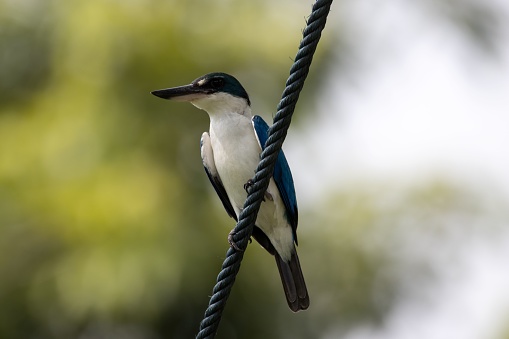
[252,115,298,242]
[200,132,238,221]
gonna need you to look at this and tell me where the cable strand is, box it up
[195,1,333,338]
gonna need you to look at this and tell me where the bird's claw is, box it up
[243,179,254,194]
[228,229,244,251]
[227,229,253,251]
[243,179,266,202]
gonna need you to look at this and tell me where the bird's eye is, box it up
[210,78,224,89]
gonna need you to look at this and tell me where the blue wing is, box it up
[252,115,299,243]
[201,132,238,221]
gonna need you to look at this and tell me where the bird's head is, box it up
[151,72,251,116]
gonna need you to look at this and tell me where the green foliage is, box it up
[0,1,329,337]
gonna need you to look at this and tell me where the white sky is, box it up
[291,0,509,204]
[287,1,509,338]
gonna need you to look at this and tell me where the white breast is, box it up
[208,111,295,261]
[209,112,260,211]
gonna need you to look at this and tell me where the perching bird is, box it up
[151,72,309,311]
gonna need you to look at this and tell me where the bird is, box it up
[151,72,309,312]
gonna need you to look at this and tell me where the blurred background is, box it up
[1,0,508,338]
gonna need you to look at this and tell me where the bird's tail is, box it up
[275,251,309,312]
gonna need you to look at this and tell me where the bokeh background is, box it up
[1,0,509,338]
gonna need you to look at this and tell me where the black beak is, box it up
[151,84,206,101]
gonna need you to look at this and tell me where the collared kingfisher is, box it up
[151,72,309,312]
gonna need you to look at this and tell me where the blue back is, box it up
[252,115,299,241]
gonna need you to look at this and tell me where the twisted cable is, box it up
[196,1,333,337]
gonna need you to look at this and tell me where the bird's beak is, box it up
[151,84,207,102]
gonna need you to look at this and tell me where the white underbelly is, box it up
[209,115,294,260]
[215,138,256,202]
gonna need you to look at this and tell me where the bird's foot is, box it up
[243,179,254,194]
[244,179,268,202]
[264,191,273,202]
[227,229,253,251]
